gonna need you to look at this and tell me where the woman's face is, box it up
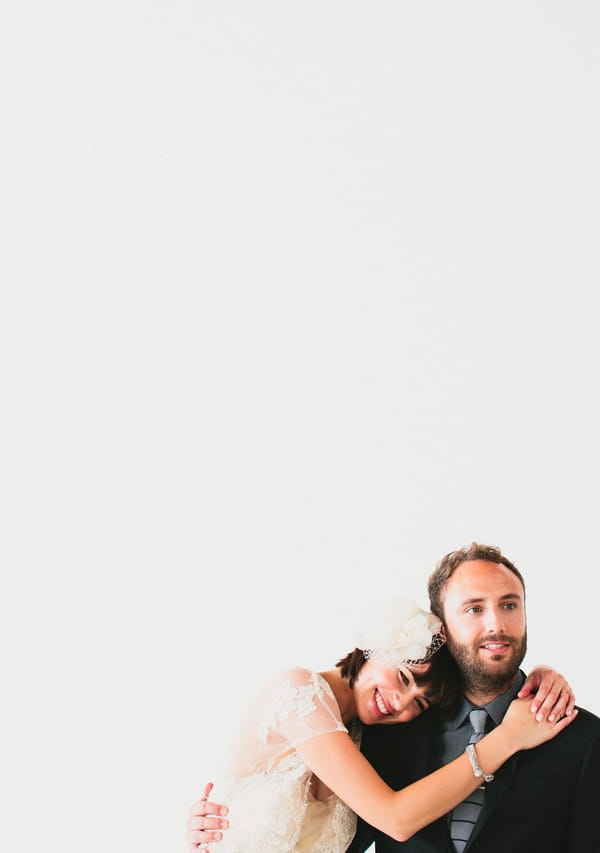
[352,659,436,725]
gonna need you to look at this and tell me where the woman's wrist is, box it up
[475,726,518,775]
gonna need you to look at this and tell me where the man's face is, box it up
[441,559,527,696]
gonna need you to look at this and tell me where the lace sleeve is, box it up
[220,667,349,779]
[256,668,348,748]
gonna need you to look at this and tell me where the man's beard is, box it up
[446,631,528,696]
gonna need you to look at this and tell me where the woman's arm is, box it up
[295,698,576,843]
[186,666,576,847]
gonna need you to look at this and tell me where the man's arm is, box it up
[568,711,600,852]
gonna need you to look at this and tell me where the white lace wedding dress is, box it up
[209,667,360,853]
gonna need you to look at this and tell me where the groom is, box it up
[346,542,600,852]
[189,542,600,851]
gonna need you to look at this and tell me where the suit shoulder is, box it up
[546,704,600,757]
[574,704,600,721]
[572,705,600,732]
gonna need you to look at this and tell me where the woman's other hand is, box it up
[187,783,229,851]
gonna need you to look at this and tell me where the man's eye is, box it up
[502,602,517,610]
[466,606,482,614]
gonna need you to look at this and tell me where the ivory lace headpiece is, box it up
[353,595,445,667]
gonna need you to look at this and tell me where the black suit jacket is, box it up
[347,704,600,853]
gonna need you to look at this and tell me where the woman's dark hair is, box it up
[336,644,461,719]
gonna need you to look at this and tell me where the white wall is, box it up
[2,2,599,851]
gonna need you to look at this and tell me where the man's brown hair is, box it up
[427,542,525,620]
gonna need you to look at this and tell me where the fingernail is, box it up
[536,712,544,721]
[220,820,229,829]
[548,714,555,722]
[531,704,538,714]
[219,807,228,816]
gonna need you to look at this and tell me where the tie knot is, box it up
[469,708,488,734]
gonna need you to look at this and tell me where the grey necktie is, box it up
[450,709,488,852]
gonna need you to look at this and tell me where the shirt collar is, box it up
[446,670,526,730]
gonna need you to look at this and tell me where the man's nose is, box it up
[485,607,505,632]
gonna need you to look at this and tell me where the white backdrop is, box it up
[2,2,599,851]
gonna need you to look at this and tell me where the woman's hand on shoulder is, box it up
[518,665,576,721]
[500,696,577,752]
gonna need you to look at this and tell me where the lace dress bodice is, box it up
[209,668,360,853]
